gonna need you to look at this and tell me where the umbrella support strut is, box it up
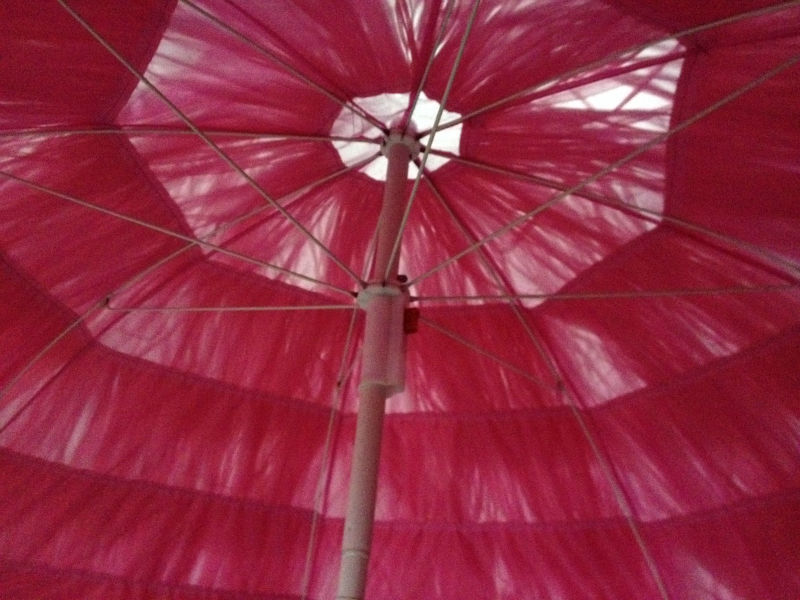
[335,132,418,600]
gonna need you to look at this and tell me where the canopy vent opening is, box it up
[330,91,462,181]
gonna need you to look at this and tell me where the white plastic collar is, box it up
[356,284,402,310]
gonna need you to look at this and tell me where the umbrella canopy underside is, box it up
[1,1,799,598]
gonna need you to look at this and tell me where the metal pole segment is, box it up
[412,284,798,303]
[0,126,381,144]
[374,136,415,282]
[336,132,414,600]
[336,383,388,600]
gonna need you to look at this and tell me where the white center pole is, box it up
[335,133,417,600]
[373,136,413,284]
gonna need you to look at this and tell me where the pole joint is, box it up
[381,130,420,159]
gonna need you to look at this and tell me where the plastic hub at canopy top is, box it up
[0,1,799,599]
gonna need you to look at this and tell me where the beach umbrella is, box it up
[1,1,799,598]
